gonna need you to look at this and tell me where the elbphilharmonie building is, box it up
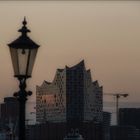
[36,60,103,128]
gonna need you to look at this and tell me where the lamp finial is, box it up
[18,17,30,35]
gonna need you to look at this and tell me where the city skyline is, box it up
[0,1,140,104]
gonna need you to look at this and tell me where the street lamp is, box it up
[8,18,40,140]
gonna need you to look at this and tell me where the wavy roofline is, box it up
[65,60,85,70]
[57,68,64,72]
[37,60,103,89]
[44,80,51,85]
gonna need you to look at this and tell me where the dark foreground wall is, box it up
[27,122,102,140]
[110,125,140,140]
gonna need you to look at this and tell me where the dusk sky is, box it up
[0,1,140,106]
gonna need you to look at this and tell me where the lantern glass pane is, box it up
[17,49,29,76]
[10,47,19,76]
[27,48,38,76]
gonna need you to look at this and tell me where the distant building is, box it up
[102,112,111,140]
[119,108,140,129]
[0,97,19,140]
[36,60,103,130]
[0,97,19,125]
[109,108,140,140]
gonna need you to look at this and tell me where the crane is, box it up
[104,93,129,125]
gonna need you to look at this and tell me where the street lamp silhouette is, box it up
[8,18,40,140]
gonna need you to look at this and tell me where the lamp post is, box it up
[8,18,40,140]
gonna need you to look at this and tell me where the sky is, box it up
[0,1,140,109]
